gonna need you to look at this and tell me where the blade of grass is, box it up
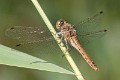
[0,44,74,74]
[31,0,85,80]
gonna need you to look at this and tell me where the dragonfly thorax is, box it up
[56,19,77,38]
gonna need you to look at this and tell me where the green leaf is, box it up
[0,44,73,75]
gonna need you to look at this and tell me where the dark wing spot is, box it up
[100,11,103,14]
[104,29,107,32]
[16,44,21,47]
[10,27,14,29]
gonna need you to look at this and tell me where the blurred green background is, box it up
[0,0,120,80]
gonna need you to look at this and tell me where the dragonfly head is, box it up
[56,19,67,30]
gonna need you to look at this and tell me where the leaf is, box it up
[0,44,73,75]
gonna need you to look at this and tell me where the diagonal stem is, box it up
[31,0,85,80]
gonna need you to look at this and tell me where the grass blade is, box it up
[0,44,73,75]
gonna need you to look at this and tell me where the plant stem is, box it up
[31,0,85,80]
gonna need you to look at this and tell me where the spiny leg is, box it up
[62,39,72,57]
[51,32,64,47]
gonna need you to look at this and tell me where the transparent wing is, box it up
[75,11,107,45]
[76,11,104,32]
[78,29,107,45]
[5,26,69,70]
[5,26,54,44]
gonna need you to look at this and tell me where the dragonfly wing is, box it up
[75,11,104,33]
[78,29,107,46]
[5,26,54,43]
[74,11,107,45]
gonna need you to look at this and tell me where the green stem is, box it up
[31,0,85,80]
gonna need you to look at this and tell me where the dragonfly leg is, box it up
[51,32,64,47]
[65,39,72,52]
[62,39,72,57]
[57,35,65,47]
[65,39,69,50]
[51,32,57,36]
[51,32,62,39]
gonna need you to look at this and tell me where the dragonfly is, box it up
[5,11,107,71]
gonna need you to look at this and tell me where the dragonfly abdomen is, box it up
[69,36,98,71]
